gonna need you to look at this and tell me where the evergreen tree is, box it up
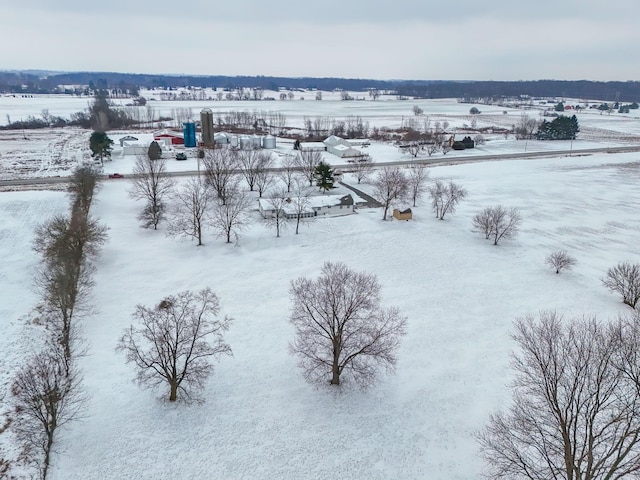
[314,161,334,193]
[554,101,565,112]
[536,115,579,140]
[148,141,162,161]
[89,131,113,164]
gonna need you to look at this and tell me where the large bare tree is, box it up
[237,148,262,192]
[478,311,640,480]
[254,152,274,198]
[428,179,467,220]
[289,262,407,387]
[129,155,175,229]
[406,163,430,207]
[12,345,84,480]
[117,288,232,403]
[202,147,238,204]
[295,150,323,187]
[210,187,252,244]
[279,154,299,192]
[167,178,212,246]
[372,167,409,220]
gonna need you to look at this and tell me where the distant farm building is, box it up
[154,129,184,145]
[323,135,364,159]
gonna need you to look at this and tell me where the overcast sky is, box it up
[2,0,639,81]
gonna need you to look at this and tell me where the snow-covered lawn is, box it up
[1,150,639,479]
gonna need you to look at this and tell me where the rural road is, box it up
[1,144,639,188]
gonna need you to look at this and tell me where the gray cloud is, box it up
[2,1,639,80]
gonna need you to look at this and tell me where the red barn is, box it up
[153,129,184,145]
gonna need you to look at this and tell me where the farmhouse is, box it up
[258,194,355,219]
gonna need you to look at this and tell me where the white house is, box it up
[258,194,355,219]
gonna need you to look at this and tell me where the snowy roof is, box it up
[153,129,183,138]
[323,135,349,146]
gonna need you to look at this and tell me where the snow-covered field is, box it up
[1,95,640,479]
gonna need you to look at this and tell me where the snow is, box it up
[1,95,640,479]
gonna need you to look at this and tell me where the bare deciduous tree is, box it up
[279,154,299,192]
[406,142,422,158]
[210,187,251,244]
[167,178,212,246]
[514,113,539,140]
[254,152,274,198]
[428,180,467,220]
[373,167,409,220]
[237,148,262,191]
[425,141,439,156]
[12,345,84,480]
[129,155,175,230]
[478,311,640,480]
[545,250,577,274]
[472,205,522,245]
[406,163,429,207]
[34,213,107,361]
[291,181,313,234]
[67,166,101,216]
[295,150,323,187]
[602,261,640,308]
[117,288,232,403]
[202,147,238,204]
[263,188,290,238]
[351,156,374,184]
[289,262,407,387]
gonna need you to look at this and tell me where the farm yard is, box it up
[1,92,640,479]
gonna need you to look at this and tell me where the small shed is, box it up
[118,135,138,147]
[393,208,413,221]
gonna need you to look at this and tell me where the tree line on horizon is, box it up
[1,70,639,102]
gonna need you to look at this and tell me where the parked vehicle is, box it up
[175,152,187,161]
[108,173,124,179]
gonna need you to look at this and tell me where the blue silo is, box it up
[183,121,196,148]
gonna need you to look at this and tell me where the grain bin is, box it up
[263,135,276,149]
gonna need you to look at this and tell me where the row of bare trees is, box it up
[128,147,329,245]
[302,115,370,139]
[9,167,107,479]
